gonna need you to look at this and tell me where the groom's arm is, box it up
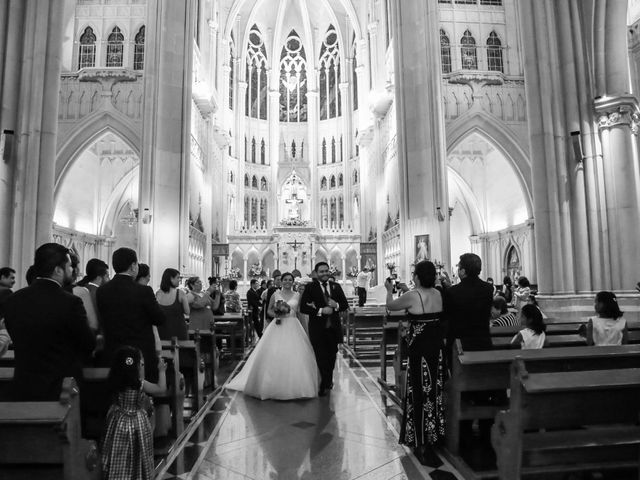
[300,287,320,316]
[334,284,350,312]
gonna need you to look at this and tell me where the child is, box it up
[513,276,531,312]
[588,291,627,346]
[511,304,546,349]
[101,346,166,480]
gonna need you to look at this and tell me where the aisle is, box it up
[176,351,462,480]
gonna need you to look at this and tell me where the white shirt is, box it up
[591,317,626,346]
[514,328,545,349]
[356,271,371,289]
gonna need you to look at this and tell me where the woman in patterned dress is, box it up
[385,261,445,467]
[101,346,166,480]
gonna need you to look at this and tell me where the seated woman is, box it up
[490,296,519,327]
[155,268,190,341]
[385,260,444,468]
[185,276,219,330]
[224,280,242,313]
[587,291,628,346]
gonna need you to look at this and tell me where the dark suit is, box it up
[300,280,349,390]
[443,276,493,355]
[246,287,263,337]
[96,274,165,382]
[4,279,96,401]
[264,286,279,323]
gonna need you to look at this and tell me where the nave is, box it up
[158,349,462,480]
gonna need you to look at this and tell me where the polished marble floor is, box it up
[160,350,464,480]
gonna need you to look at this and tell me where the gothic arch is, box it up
[55,110,141,192]
[446,112,532,217]
[447,168,485,233]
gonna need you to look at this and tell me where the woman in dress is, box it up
[385,260,445,468]
[155,268,190,341]
[185,276,219,331]
[226,272,319,400]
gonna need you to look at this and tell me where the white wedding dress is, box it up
[226,291,320,400]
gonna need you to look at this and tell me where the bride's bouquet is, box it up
[273,299,291,325]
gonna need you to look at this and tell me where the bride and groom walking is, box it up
[227,262,349,400]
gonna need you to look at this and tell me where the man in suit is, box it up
[263,270,282,325]
[97,247,165,382]
[5,243,96,400]
[246,278,263,337]
[443,253,494,356]
[300,262,349,396]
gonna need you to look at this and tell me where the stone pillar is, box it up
[269,89,279,227]
[307,90,320,225]
[237,81,248,229]
[243,257,248,283]
[367,22,379,90]
[595,96,640,291]
[0,0,65,279]
[339,81,352,229]
[390,0,450,274]
[139,0,194,284]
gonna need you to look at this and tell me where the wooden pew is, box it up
[446,342,640,454]
[157,343,186,437]
[492,359,640,479]
[492,334,587,349]
[214,313,245,359]
[189,323,217,390]
[346,310,386,360]
[0,377,100,480]
[490,323,582,337]
[0,349,14,368]
[378,312,408,402]
[160,336,205,412]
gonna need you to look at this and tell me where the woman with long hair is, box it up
[155,268,190,341]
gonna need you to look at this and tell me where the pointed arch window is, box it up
[252,176,258,189]
[321,177,327,190]
[251,198,258,227]
[331,137,336,163]
[260,139,266,164]
[353,170,359,184]
[260,176,268,191]
[246,25,268,120]
[338,196,344,226]
[330,175,336,189]
[260,199,267,228]
[440,29,451,74]
[340,136,343,162]
[251,137,256,163]
[244,135,248,162]
[244,197,250,227]
[228,130,233,156]
[133,26,145,70]
[244,174,249,187]
[352,35,358,111]
[319,25,341,120]
[280,30,307,122]
[229,33,235,109]
[338,173,343,187]
[78,27,96,69]
[229,171,235,183]
[486,31,503,73]
[322,139,327,164]
[461,30,477,70]
[291,140,296,158]
[106,26,125,68]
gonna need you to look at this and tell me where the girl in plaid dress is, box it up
[101,346,166,480]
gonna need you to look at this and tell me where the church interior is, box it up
[2,0,640,478]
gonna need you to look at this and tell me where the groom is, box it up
[301,262,349,396]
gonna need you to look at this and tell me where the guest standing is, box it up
[0,267,16,319]
[356,267,372,307]
[5,243,95,400]
[97,248,166,383]
[224,280,242,313]
[246,279,263,337]
[185,276,218,331]
[156,268,190,341]
[264,271,282,324]
[385,261,444,467]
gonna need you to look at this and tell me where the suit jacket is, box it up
[443,276,493,353]
[300,280,349,343]
[4,279,96,401]
[96,274,165,382]
[246,288,261,318]
[264,286,280,320]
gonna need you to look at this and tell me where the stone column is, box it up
[237,81,247,229]
[307,90,320,225]
[339,81,352,229]
[595,96,640,291]
[0,0,65,279]
[268,89,279,227]
[139,0,194,284]
[390,0,450,274]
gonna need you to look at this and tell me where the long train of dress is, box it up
[226,291,319,400]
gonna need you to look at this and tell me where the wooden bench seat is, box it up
[446,342,640,454]
[492,333,587,349]
[0,377,100,480]
[160,337,205,411]
[188,327,217,389]
[491,360,640,479]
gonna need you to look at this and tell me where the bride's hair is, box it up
[281,272,294,282]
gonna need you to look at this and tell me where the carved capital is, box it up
[594,94,640,133]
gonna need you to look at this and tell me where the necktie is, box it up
[322,282,330,301]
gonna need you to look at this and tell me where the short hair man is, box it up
[4,243,95,400]
[247,278,263,337]
[97,247,165,382]
[0,267,16,319]
[356,267,372,307]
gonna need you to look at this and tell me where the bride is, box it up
[226,272,319,400]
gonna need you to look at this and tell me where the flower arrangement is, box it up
[273,299,291,325]
[346,266,359,279]
[226,266,242,280]
[249,262,265,278]
[328,264,341,277]
[279,218,309,227]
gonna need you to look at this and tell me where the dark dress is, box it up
[101,388,153,480]
[399,291,445,448]
[157,290,188,341]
